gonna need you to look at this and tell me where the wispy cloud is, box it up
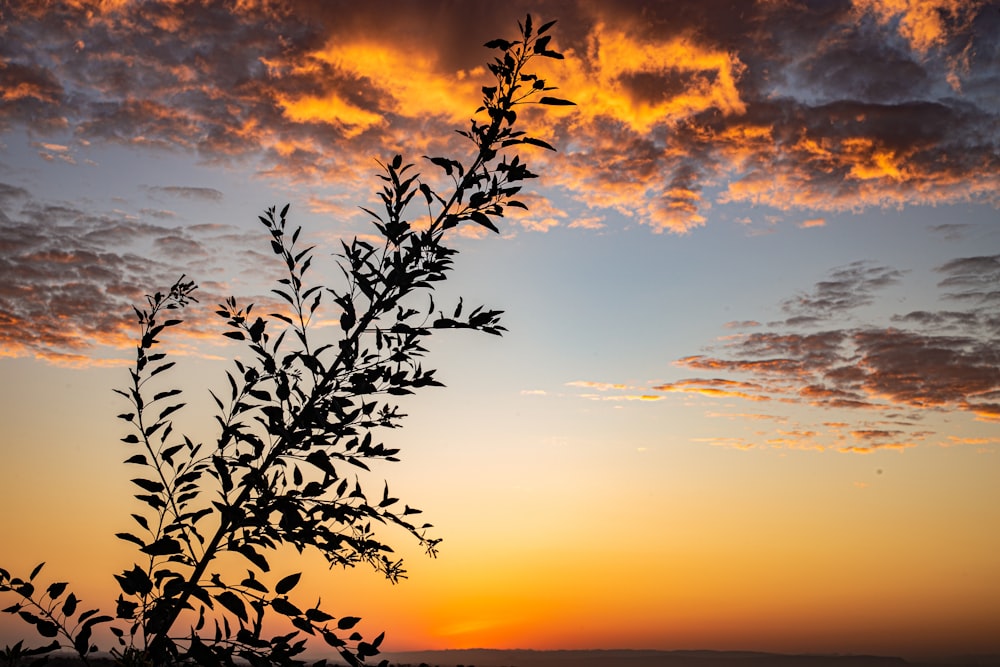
[144,186,224,202]
[565,380,629,391]
[779,261,906,325]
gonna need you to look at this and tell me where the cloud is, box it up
[935,254,1000,302]
[0,182,262,365]
[670,257,1000,449]
[852,0,985,59]
[567,215,605,230]
[1,1,995,237]
[565,256,1000,451]
[502,193,568,232]
[652,378,771,402]
[723,320,761,329]
[928,222,972,239]
[548,1,1000,231]
[565,380,628,391]
[780,261,905,323]
[145,186,224,201]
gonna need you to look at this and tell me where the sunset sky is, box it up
[1,0,999,661]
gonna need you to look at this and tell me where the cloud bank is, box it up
[1,0,997,234]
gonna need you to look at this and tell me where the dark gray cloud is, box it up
[928,223,973,240]
[936,254,1000,303]
[780,261,906,324]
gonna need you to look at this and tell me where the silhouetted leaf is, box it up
[322,630,345,648]
[270,597,301,617]
[469,211,499,233]
[115,532,145,548]
[240,573,269,594]
[153,389,181,401]
[114,565,153,596]
[44,581,67,601]
[215,591,248,623]
[235,545,270,572]
[522,137,556,151]
[74,624,92,654]
[140,537,181,556]
[116,595,138,620]
[274,572,301,596]
[538,96,575,105]
[149,361,176,377]
[306,607,334,623]
[35,619,59,637]
[337,616,361,630]
[62,592,78,617]
[158,403,185,420]
[305,450,337,478]
[130,478,164,493]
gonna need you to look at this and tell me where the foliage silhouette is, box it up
[0,15,571,667]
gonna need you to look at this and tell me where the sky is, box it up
[1,0,999,661]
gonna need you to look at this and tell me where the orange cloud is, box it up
[566,22,746,133]
[566,380,629,391]
[268,40,483,129]
[567,215,605,230]
[502,193,568,232]
[542,3,1000,232]
[852,0,983,54]
[653,378,772,402]
[277,91,385,137]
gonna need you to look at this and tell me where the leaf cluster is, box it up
[1,563,112,665]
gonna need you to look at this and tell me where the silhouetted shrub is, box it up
[1,14,570,667]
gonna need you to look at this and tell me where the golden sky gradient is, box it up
[1,0,998,661]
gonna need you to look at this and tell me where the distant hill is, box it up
[379,648,1000,667]
[20,648,1000,667]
